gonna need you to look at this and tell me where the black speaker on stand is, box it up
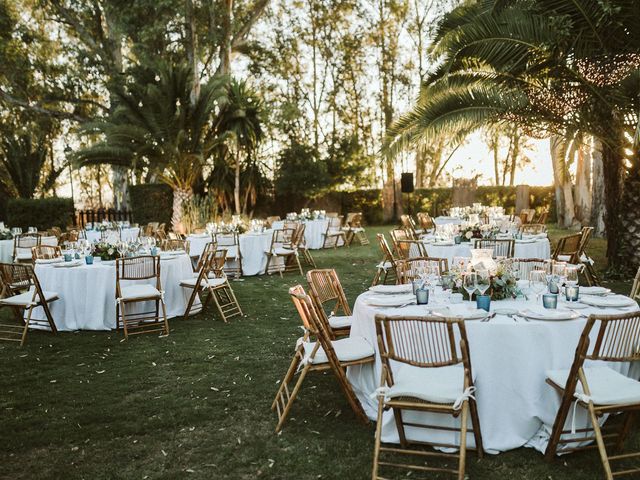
[401,173,414,215]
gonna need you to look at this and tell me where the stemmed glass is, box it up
[529,270,548,303]
[565,266,579,303]
[476,269,491,298]
[463,272,478,306]
[116,240,127,258]
[146,236,156,254]
[551,262,566,292]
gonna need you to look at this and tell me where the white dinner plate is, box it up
[364,293,416,307]
[579,295,637,308]
[558,301,589,309]
[519,308,580,321]
[579,286,611,296]
[52,260,83,268]
[494,307,518,316]
[515,239,537,244]
[369,284,414,295]
[456,308,489,321]
[433,241,455,246]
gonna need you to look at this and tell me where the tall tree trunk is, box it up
[618,145,640,272]
[508,130,519,186]
[493,138,500,186]
[172,187,193,234]
[590,138,606,236]
[550,135,576,228]
[185,0,200,105]
[234,154,241,215]
[219,0,233,76]
[574,138,592,226]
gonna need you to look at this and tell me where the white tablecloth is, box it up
[0,236,58,263]
[272,220,333,249]
[85,227,140,243]
[421,238,550,265]
[32,254,200,331]
[187,231,273,276]
[347,291,640,454]
[434,215,515,226]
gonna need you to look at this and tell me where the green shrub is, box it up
[129,184,173,226]
[6,197,75,229]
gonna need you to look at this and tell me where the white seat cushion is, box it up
[14,252,32,261]
[546,367,640,405]
[219,246,238,258]
[386,364,472,404]
[0,289,58,306]
[556,254,572,262]
[329,315,353,329]
[303,336,374,364]
[272,247,296,256]
[376,261,393,270]
[180,277,226,289]
[119,284,161,301]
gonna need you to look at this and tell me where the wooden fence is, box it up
[75,209,133,228]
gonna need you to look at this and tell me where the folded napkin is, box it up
[35,257,64,264]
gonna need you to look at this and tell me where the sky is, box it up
[441,132,553,186]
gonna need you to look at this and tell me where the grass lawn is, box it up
[0,226,637,480]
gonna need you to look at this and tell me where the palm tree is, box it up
[216,78,265,215]
[385,0,640,271]
[76,62,228,232]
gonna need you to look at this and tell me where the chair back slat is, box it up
[306,269,351,329]
[161,238,190,254]
[32,245,62,261]
[376,315,462,368]
[588,313,640,362]
[552,232,582,263]
[396,257,449,283]
[116,255,160,280]
[473,238,515,258]
[631,267,640,301]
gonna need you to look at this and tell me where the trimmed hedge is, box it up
[129,184,173,226]
[6,197,75,230]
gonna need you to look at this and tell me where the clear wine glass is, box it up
[116,241,127,258]
[463,272,478,306]
[529,270,547,303]
[565,266,579,303]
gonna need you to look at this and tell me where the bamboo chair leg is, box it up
[160,297,169,335]
[116,302,121,330]
[225,284,243,316]
[458,401,469,480]
[469,394,484,458]
[371,269,381,287]
[20,306,33,346]
[183,287,198,320]
[589,403,614,479]
[271,352,301,411]
[41,298,58,334]
[392,407,408,447]
[275,362,312,433]
[120,302,129,339]
[615,411,635,453]
[545,391,577,460]
[264,255,272,275]
[211,286,229,323]
[295,255,304,276]
[372,394,385,480]
[202,289,213,309]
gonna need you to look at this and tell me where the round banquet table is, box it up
[187,231,273,276]
[85,227,140,243]
[347,289,640,454]
[0,236,58,263]
[421,237,551,265]
[434,215,515,226]
[31,254,201,331]
[272,220,336,249]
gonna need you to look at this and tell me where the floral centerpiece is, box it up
[446,258,521,301]
[457,223,482,242]
[0,228,12,240]
[93,242,120,261]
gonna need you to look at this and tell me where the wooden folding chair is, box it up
[534,208,549,224]
[372,314,484,480]
[394,239,428,260]
[322,216,347,249]
[32,245,63,261]
[473,238,515,258]
[520,223,547,234]
[13,233,41,263]
[271,285,374,433]
[181,249,242,322]
[306,269,352,337]
[552,232,582,264]
[390,228,415,255]
[161,238,190,254]
[264,228,303,276]
[416,212,436,233]
[192,241,218,274]
[511,258,550,281]
[295,223,316,268]
[373,234,398,286]
[545,312,640,479]
[578,227,599,286]
[400,214,422,238]
[0,263,58,346]
[115,256,169,338]
[396,257,449,284]
[347,212,369,246]
[213,232,243,278]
